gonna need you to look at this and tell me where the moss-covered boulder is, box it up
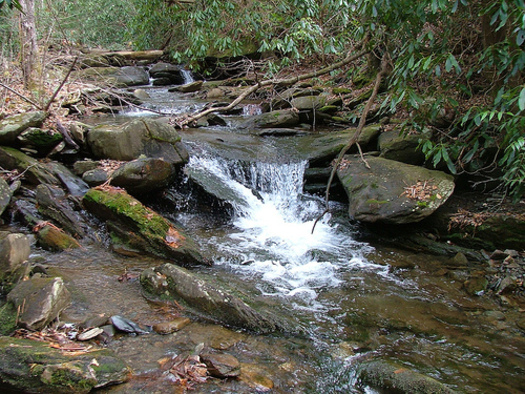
[378,128,431,165]
[0,336,130,393]
[141,263,291,333]
[337,155,455,224]
[0,111,47,145]
[357,360,457,393]
[82,186,207,265]
[0,146,60,186]
[86,118,189,163]
[17,127,63,155]
[34,222,82,251]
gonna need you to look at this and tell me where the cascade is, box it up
[180,69,194,84]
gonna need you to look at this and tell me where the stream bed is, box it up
[22,85,525,393]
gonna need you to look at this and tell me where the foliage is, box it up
[0,0,21,11]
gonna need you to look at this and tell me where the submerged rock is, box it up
[201,353,241,378]
[141,263,292,333]
[153,317,191,334]
[83,186,206,265]
[86,118,189,163]
[337,155,455,224]
[0,336,130,393]
[7,277,70,330]
[357,360,457,393]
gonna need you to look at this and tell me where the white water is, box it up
[187,153,375,306]
[180,69,194,84]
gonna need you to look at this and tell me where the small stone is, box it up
[152,317,191,334]
[503,256,515,265]
[77,327,104,341]
[449,252,469,267]
[201,353,241,378]
[240,364,274,392]
[504,249,519,258]
[464,276,488,296]
[497,276,518,295]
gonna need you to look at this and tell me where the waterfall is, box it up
[187,153,373,305]
[180,69,194,84]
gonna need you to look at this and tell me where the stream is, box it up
[27,84,525,393]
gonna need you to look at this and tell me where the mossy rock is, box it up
[34,223,81,251]
[0,336,130,393]
[83,186,207,266]
[0,146,59,186]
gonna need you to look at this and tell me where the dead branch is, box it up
[0,81,43,110]
[311,53,390,234]
[173,48,370,128]
[44,56,78,112]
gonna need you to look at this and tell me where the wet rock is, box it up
[111,158,175,194]
[45,161,90,197]
[0,177,13,216]
[201,353,241,378]
[296,125,381,166]
[337,155,455,224]
[7,277,70,330]
[82,168,110,186]
[0,146,60,186]
[490,249,508,260]
[34,222,81,251]
[448,252,469,268]
[141,263,292,333]
[36,184,86,237]
[0,111,47,144]
[497,276,518,295]
[149,62,186,85]
[133,88,150,100]
[0,232,31,282]
[86,118,189,164]
[110,315,149,334]
[258,128,306,137]
[83,186,206,265]
[73,159,99,176]
[0,336,130,393]
[463,275,488,295]
[378,128,431,165]
[240,364,274,392]
[358,360,457,394]
[242,109,301,129]
[270,87,322,109]
[169,80,203,93]
[153,317,191,334]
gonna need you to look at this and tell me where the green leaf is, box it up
[519,87,525,111]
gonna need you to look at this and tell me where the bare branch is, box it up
[44,56,78,112]
[0,82,43,110]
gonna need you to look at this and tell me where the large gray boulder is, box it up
[86,118,189,163]
[83,186,207,265]
[0,232,30,282]
[337,155,455,224]
[111,158,175,194]
[0,336,130,393]
[149,62,186,85]
[0,111,47,145]
[7,277,71,330]
[141,263,292,333]
[241,109,300,129]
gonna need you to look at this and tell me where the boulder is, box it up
[337,156,455,224]
[111,158,175,194]
[34,222,81,251]
[270,87,322,109]
[7,277,70,330]
[357,360,457,394]
[17,127,63,155]
[0,111,47,144]
[86,118,189,163]
[296,125,381,166]
[0,232,30,283]
[242,109,301,129]
[0,177,13,216]
[169,80,203,93]
[0,146,60,186]
[141,263,290,333]
[36,184,86,238]
[83,186,206,265]
[149,62,185,85]
[73,66,149,87]
[44,161,90,197]
[378,129,431,165]
[0,336,130,393]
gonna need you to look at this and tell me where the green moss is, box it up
[417,201,429,208]
[332,87,352,94]
[0,302,18,335]
[366,199,388,205]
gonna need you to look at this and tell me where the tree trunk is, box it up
[19,0,39,90]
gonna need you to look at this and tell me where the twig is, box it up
[311,53,390,234]
[44,56,78,112]
[0,81,43,110]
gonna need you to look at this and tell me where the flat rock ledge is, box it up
[0,336,130,393]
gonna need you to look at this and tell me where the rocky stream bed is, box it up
[0,52,524,393]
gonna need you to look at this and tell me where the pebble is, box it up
[153,317,191,334]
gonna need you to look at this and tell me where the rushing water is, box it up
[31,85,525,393]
